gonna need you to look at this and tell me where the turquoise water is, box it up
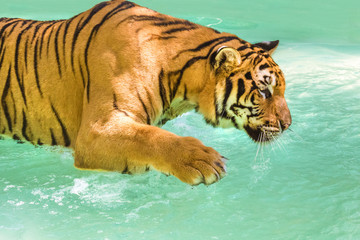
[1,0,360,239]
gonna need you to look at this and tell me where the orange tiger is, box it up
[0,0,291,185]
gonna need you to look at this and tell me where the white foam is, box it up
[70,178,89,195]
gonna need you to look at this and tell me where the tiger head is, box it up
[199,40,291,142]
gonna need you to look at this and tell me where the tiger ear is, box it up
[213,47,241,72]
[253,40,279,55]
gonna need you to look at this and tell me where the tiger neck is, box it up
[154,29,243,125]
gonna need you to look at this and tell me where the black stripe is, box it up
[162,26,196,35]
[237,45,249,51]
[231,116,240,129]
[14,21,38,106]
[54,21,65,77]
[20,20,30,27]
[183,84,188,100]
[167,74,172,103]
[222,77,233,113]
[1,66,12,132]
[89,1,136,37]
[78,59,86,87]
[31,21,46,42]
[0,36,5,59]
[86,74,91,103]
[0,20,22,38]
[214,91,220,123]
[259,63,270,70]
[24,36,29,71]
[39,22,56,56]
[153,19,193,27]
[37,139,43,145]
[6,22,20,36]
[116,15,165,27]
[173,36,239,60]
[217,53,228,68]
[231,103,253,114]
[72,0,126,53]
[113,95,130,116]
[33,36,43,96]
[62,18,74,61]
[70,2,109,72]
[83,1,136,102]
[13,134,22,142]
[71,1,109,52]
[137,91,151,124]
[259,79,266,85]
[148,35,176,41]
[113,94,120,111]
[237,78,245,103]
[101,1,136,24]
[212,29,221,34]
[250,81,258,92]
[122,160,129,174]
[10,91,17,125]
[158,69,168,110]
[46,26,55,56]
[21,110,31,141]
[171,37,240,99]
[204,117,216,127]
[71,18,82,73]
[0,36,4,60]
[250,93,256,105]
[244,51,255,59]
[145,88,156,118]
[245,72,252,80]
[51,104,71,147]
[0,47,6,67]
[50,128,57,146]
[253,55,262,66]
[82,18,94,102]
[171,56,204,99]
[245,81,258,102]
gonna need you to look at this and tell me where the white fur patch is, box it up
[256,69,276,95]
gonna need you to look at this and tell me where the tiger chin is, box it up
[0,0,291,185]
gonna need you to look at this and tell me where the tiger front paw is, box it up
[164,136,227,185]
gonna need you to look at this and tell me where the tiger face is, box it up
[201,41,291,142]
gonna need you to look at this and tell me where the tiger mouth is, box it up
[244,125,282,143]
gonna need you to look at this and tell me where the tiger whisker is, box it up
[260,131,265,163]
[269,133,277,152]
[254,131,263,163]
[273,133,286,153]
[280,138,288,154]
[268,132,278,153]
[288,127,304,142]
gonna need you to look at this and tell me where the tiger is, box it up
[0,0,291,185]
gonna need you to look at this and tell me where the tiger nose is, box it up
[280,120,291,131]
[275,97,292,131]
[279,112,292,131]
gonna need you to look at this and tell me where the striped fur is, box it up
[0,0,291,185]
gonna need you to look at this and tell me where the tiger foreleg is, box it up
[74,113,227,185]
